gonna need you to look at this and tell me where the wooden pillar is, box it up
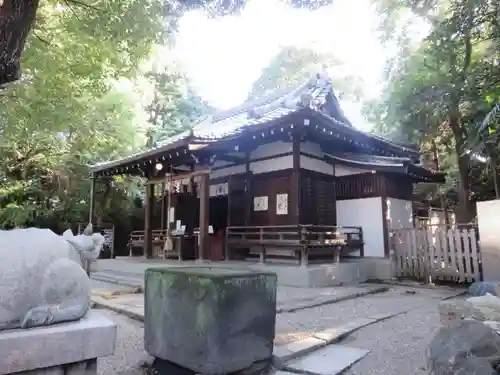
[292,134,301,224]
[88,174,96,225]
[198,172,209,261]
[160,183,166,230]
[225,175,232,261]
[244,151,251,225]
[144,183,155,258]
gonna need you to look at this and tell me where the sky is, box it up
[172,0,420,131]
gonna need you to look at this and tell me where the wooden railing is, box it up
[226,225,363,266]
[127,229,169,256]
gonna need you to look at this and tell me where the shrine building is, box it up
[89,73,445,284]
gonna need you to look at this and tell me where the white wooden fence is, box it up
[391,226,482,283]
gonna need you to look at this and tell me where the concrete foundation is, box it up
[243,258,392,287]
[0,311,117,375]
[94,257,394,288]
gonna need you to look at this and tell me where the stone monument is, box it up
[0,225,117,375]
[144,267,277,375]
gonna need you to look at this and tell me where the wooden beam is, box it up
[146,168,211,185]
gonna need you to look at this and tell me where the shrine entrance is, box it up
[208,196,229,260]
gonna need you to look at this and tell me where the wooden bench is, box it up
[127,229,168,257]
[226,225,364,266]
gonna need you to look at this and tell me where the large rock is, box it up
[144,267,277,375]
[427,320,500,375]
[452,357,498,375]
[439,300,486,326]
[469,282,500,297]
[439,295,500,326]
[468,294,500,321]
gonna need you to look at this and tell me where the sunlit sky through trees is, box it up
[173,0,429,131]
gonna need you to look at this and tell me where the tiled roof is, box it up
[91,73,338,171]
[190,73,336,139]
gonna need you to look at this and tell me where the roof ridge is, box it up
[208,72,331,122]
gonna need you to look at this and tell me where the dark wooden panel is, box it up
[335,173,385,200]
[300,170,336,226]
[250,170,295,226]
[384,173,413,200]
[229,174,246,226]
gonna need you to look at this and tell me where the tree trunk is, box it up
[456,153,474,223]
[0,0,40,86]
[449,111,474,224]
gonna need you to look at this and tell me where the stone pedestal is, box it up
[144,267,277,375]
[0,311,117,375]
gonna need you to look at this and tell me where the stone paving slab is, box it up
[91,270,387,308]
[273,313,401,362]
[91,284,388,323]
[285,344,370,375]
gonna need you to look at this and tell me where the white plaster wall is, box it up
[336,197,385,257]
[300,155,334,175]
[250,141,292,160]
[209,165,246,180]
[300,141,324,158]
[335,165,374,177]
[209,141,296,180]
[250,155,293,174]
[387,198,413,229]
[212,160,233,168]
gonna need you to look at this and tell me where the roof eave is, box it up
[308,110,420,158]
[89,134,194,174]
[407,164,446,183]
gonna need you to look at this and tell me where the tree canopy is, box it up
[0,0,336,86]
[0,0,338,235]
[366,0,500,222]
[247,45,364,102]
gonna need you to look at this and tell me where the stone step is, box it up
[91,273,143,288]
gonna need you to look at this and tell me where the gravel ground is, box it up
[97,309,151,375]
[96,285,463,375]
[274,286,461,344]
[340,304,440,375]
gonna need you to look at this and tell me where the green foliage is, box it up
[367,0,500,221]
[143,63,214,146]
[0,0,207,230]
[0,0,339,232]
